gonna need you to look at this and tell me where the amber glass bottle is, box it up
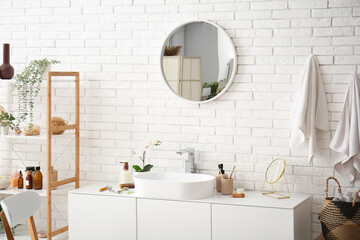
[34,166,43,190]
[18,171,23,189]
[25,169,33,189]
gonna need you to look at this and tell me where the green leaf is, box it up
[132,165,143,172]
[142,164,153,172]
[13,58,60,125]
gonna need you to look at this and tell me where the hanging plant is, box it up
[13,59,60,130]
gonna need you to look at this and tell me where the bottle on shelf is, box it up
[25,167,33,189]
[33,166,43,190]
[10,172,19,188]
[28,166,35,187]
[17,171,23,189]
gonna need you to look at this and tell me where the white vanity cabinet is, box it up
[68,185,311,240]
[137,199,211,240]
[68,193,136,240]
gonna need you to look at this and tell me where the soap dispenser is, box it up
[120,162,134,188]
[216,163,228,192]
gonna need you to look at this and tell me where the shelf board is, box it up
[0,185,75,197]
[1,131,75,140]
[2,133,46,140]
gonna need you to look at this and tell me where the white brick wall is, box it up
[0,0,359,238]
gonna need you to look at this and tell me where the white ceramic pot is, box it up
[0,179,10,190]
[1,126,9,135]
[133,171,145,177]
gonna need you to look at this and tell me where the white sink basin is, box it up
[134,172,215,200]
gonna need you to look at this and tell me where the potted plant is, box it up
[13,58,59,135]
[202,81,219,100]
[132,140,162,172]
[0,111,15,135]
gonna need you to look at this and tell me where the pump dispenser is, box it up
[120,162,134,188]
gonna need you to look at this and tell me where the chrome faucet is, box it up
[176,148,195,173]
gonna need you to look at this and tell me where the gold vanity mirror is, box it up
[160,20,237,103]
[262,158,290,199]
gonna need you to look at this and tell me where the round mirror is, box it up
[160,20,237,103]
[265,158,286,184]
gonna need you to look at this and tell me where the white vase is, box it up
[1,126,9,135]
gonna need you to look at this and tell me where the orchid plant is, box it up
[132,140,162,172]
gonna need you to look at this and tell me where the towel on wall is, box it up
[330,74,360,182]
[289,55,329,163]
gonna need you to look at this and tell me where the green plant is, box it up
[202,81,219,99]
[132,140,162,172]
[0,111,16,129]
[13,58,60,129]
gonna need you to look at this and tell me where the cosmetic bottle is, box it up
[28,166,35,185]
[34,166,43,190]
[120,162,134,188]
[18,171,23,189]
[216,163,228,192]
[25,168,33,189]
[10,172,19,188]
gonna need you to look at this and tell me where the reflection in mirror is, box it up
[161,21,236,102]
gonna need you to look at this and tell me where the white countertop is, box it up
[69,184,311,210]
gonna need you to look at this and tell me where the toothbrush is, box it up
[229,166,236,179]
[217,165,224,179]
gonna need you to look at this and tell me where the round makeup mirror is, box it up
[160,20,237,103]
[265,158,286,184]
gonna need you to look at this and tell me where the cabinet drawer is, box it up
[69,194,136,240]
[137,199,211,240]
[212,204,294,240]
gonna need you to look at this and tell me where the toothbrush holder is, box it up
[221,178,233,195]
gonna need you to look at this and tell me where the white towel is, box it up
[330,74,360,182]
[289,55,329,163]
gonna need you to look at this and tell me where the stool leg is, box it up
[0,210,14,240]
[27,216,39,240]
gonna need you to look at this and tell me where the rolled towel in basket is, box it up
[333,190,360,202]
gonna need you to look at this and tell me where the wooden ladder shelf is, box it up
[46,71,80,239]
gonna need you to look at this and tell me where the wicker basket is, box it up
[319,177,360,240]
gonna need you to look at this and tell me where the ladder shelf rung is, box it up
[48,72,79,77]
[51,124,76,134]
[51,177,76,188]
[51,226,68,237]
